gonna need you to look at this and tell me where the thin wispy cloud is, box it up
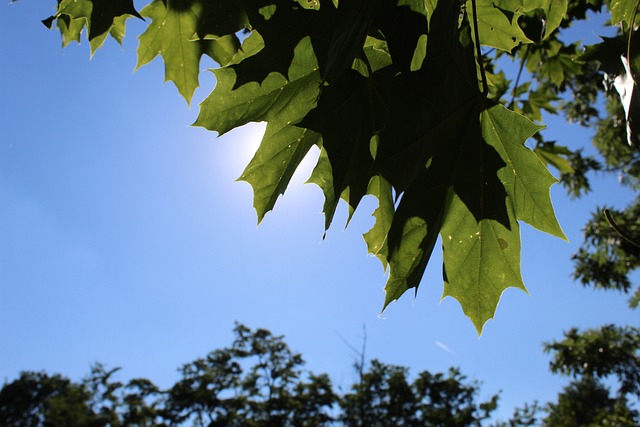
[435,341,457,356]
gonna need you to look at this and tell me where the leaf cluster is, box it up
[39,0,640,330]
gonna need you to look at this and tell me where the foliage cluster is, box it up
[39,0,640,331]
[1,323,639,426]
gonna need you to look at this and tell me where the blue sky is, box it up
[1,1,637,421]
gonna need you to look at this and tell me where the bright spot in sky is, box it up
[214,121,321,205]
[220,121,266,174]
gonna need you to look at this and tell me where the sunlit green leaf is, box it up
[610,0,640,27]
[483,103,566,240]
[196,36,322,220]
[239,124,320,222]
[467,0,531,52]
[441,194,525,334]
[136,0,243,104]
[363,174,394,268]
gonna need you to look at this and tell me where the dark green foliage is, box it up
[338,359,497,426]
[0,371,98,427]
[0,326,495,426]
[492,402,542,427]
[540,325,640,426]
[164,323,336,426]
[4,323,640,426]
[572,200,640,307]
[544,325,640,397]
[543,377,638,427]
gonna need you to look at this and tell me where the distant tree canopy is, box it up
[1,324,638,426]
[34,0,640,332]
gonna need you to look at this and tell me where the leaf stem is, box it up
[510,44,530,110]
[470,0,488,96]
[626,0,640,81]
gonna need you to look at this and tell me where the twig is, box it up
[471,0,488,96]
[604,208,640,248]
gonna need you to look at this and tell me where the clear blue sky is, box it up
[1,1,637,421]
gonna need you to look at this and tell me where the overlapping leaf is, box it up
[439,102,564,333]
[43,0,142,53]
[467,0,531,51]
[467,0,569,51]
[483,104,566,240]
[193,0,562,332]
[364,0,561,332]
[229,0,335,89]
[195,34,322,221]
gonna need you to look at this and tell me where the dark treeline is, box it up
[1,323,638,427]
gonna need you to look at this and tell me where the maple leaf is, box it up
[468,0,531,51]
[195,35,322,221]
[610,0,640,28]
[365,0,563,333]
[136,0,245,104]
[483,104,566,240]
[442,102,564,333]
[300,68,389,227]
[363,174,394,268]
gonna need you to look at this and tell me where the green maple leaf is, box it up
[366,0,563,333]
[380,99,563,334]
[239,124,321,222]
[363,173,394,268]
[195,35,322,221]
[483,103,566,240]
[306,147,337,232]
[467,0,568,51]
[499,0,568,40]
[610,0,640,28]
[441,102,564,333]
[136,0,245,104]
[441,194,524,334]
[468,0,531,52]
[42,0,142,53]
[374,0,489,316]
[530,41,584,87]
